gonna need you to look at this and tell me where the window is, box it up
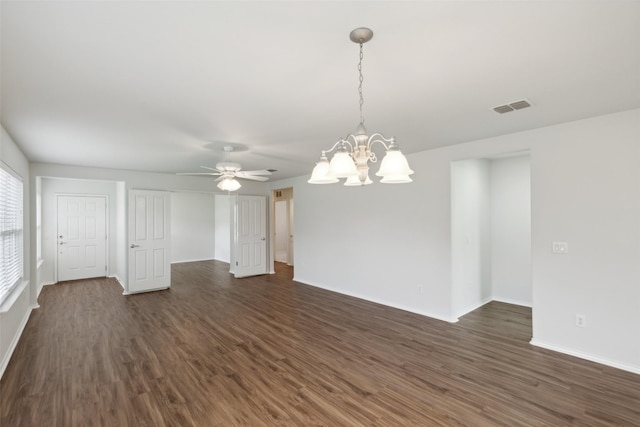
[0,163,23,306]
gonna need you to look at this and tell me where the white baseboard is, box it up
[453,297,494,320]
[109,275,126,291]
[293,276,458,323]
[171,258,216,265]
[38,281,56,298]
[122,286,169,296]
[492,296,532,307]
[530,339,640,375]
[0,306,33,379]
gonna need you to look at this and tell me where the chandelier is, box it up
[308,27,414,186]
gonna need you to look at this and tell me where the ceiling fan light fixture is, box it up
[217,177,241,191]
[308,27,413,187]
[177,145,271,187]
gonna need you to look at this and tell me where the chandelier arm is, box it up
[366,133,396,151]
[345,133,365,148]
[321,139,352,155]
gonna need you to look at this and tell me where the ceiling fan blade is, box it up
[200,165,222,172]
[236,170,272,178]
[237,175,269,182]
[240,170,272,175]
[176,172,222,176]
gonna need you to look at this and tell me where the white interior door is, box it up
[234,195,267,278]
[127,189,171,293]
[57,195,107,282]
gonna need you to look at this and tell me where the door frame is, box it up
[270,188,294,273]
[274,199,290,264]
[55,194,109,283]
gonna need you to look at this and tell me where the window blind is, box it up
[0,163,23,306]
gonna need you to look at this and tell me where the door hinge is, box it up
[236,261,238,266]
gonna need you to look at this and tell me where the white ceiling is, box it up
[2,1,639,180]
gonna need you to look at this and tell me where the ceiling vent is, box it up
[493,99,532,114]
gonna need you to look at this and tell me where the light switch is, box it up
[552,241,568,254]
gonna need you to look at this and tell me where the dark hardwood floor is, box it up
[1,260,639,426]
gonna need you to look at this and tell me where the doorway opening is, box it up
[272,187,294,273]
[450,152,531,331]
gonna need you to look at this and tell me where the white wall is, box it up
[291,168,455,322]
[272,108,640,373]
[451,159,492,318]
[0,126,32,378]
[214,194,231,263]
[491,155,531,306]
[529,110,640,373]
[171,192,215,263]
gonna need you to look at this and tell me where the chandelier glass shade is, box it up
[308,27,414,186]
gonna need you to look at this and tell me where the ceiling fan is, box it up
[177,146,272,191]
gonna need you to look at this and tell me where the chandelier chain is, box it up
[358,42,365,125]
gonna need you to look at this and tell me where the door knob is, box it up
[130,244,140,248]
[59,241,67,245]
[261,237,266,241]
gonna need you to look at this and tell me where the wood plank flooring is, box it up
[1,260,639,426]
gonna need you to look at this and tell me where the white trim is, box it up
[293,276,458,323]
[492,296,532,308]
[530,339,640,375]
[170,258,215,265]
[0,304,33,379]
[0,280,28,314]
[109,275,126,291]
[122,286,169,296]
[453,296,493,320]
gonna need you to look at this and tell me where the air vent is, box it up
[509,100,531,110]
[493,99,532,114]
[493,105,514,114]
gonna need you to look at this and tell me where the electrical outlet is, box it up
[575,314,586,327]
[552,242,568,254]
